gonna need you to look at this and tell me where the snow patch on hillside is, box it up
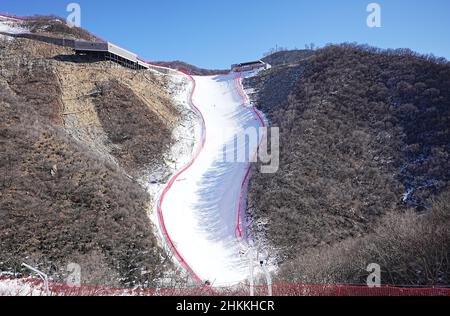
[0,17,28,40]
[0,278,45,296]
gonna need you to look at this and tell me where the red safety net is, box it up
[1,278,449,296]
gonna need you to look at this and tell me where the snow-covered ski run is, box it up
[156,71,265,287]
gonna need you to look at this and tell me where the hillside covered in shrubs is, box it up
[245,44,450,286]
[23,15,100,41]
[155,60,227,76]
[0,21,179,287]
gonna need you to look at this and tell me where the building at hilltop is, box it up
[231,60,271,72]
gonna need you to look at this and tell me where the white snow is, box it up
[0,278,45,296]
[402,188,414,203]
[155,71,265,286]
[0,17,28,40]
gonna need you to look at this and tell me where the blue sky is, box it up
[1,0,449,69]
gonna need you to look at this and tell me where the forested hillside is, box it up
[245,44,450,286]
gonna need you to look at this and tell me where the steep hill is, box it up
[0,18,181,287]
[23,15,100,41]
[244,44,450,286]
[261,49,314,66]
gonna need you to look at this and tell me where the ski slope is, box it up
[157,71,264,286]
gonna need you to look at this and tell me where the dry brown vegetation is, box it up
[23,15,100,41]
[280,190,450,286]
[93,79,173,175]
[0,109,169,286]
[54,58,179,172]
[245,45,450,286]
[0,30,179,287]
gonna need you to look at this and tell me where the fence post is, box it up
[248,247,255,297]
[22,263,49,296]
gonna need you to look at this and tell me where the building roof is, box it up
[231,60,265,68]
